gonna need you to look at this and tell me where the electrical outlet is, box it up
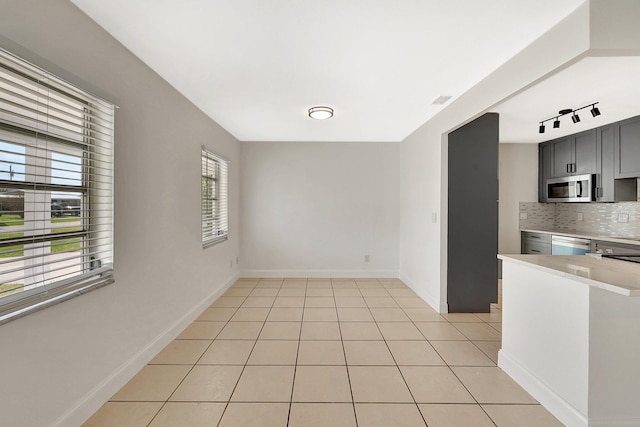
[577,212,584,221]
[364,255,370,263]
[618,213,629,223]
[519,212,528,220]
[236,256,239,264]
[230,260,233,269]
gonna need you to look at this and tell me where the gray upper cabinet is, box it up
[596,124,615,202]
[538,142,551,202]
[614,115,640,179]
[549,130,597,178]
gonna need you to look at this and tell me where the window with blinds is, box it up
[201,147,228,247]
[0,48,115,324]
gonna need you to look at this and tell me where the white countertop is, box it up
[520,228,640,246]
[498,254,640,297]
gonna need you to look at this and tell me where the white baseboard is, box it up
[240,269,399,279]
[498,349,588,427]
[56,271,240,427]
[399,273,441,313]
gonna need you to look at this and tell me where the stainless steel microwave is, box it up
[546,174,595,202]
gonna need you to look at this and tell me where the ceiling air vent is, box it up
[432,95,452,105]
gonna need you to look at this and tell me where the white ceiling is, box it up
[71,0,586,142]
[492,56,640,143]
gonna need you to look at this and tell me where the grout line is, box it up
[285,277,307,427]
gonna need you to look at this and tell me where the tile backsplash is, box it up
[519,202,640,238]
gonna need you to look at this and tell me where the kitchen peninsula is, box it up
[498,254,640,427]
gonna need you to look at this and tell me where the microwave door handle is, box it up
[577,180,582,198]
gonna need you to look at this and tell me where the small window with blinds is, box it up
[0,48,115,324]
[201,147,228,247]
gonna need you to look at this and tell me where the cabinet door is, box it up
[597,124,614,201]
[574,128,598,175]
[614,115,640,178]
[550,136,573,177]
[538,142,552,202]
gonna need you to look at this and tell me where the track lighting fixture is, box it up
[537,102,600,134]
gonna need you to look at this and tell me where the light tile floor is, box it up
[84,278,564,427]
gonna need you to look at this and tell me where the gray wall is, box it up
[0,1,240,425]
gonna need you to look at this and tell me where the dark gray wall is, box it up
[447,113,499,312]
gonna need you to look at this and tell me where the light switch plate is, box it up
[618,213,629,223]
[519,212,528,220]
[577,212,584,221]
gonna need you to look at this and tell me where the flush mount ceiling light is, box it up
[537,102,600,134]
[308,106,333,120]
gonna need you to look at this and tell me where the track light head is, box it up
[591,105,601,117]
[571,113,580,124]
[539,123,546,134]
[553,118,560,128]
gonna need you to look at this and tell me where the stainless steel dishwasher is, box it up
[551,235,591,255]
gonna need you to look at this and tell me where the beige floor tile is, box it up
[332,279,357,287]
[452,367,538,404]
[400,366,475,403]
[430,341,495,366]
[259,321,301,340]
[379,280,408,289]
[217,322,263,340]
[241,296,275,307]
[482,404,564,426]
[82,402,163,427]
[418,404,495,427]
[386,288,417,297]
[335,296,367,307]
[441,313,483,323]
[232,279,258,288]
[474,310,502,322]
[344,341,395,365]
[210,296,246,308]
[170,365,243,402]
[452,322,502,341]
[303,307,338,321]
[333,288,362,296]
[149,339,211,365]
[277,288,306,296]
[197,307,236,321]
[218,403,290,427]
[176,321,225,339]
[414,322,467,340]
[340,322,383,340]
[386,341,445,366]
[377,322,425,340]
[231,307,270,321]
[267,307,304,321]
[292,366,352,402]
[297,340,346,365]
[359,288,390,297]
[249,288,279,296]
[256,279,283,288]
[355,403,427,427]
[247,340,299,365]
[300,322,341,340]
[283,279,307,286]
[307,281,332,288]
[231,366,295,402]
[306,288,334,296]
[473,341,501,364]
[364,296,398,308]
[337,308,374,322]
[393,297,430,308]
[111,365,190,402]
[369,308,410,322]
[305,296,336,307]
[349,366,413,403]
[289,403,357,427]
[223,288,252,297]
[403,309,446,322]
[489,322,502,332]
[149,402,226,427]
[198,340,254,365]
[273,296,305,307]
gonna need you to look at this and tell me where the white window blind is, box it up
[201,146,228,247]
[0,48,115,324]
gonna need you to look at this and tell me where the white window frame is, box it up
[0,48,115,324]
[201,146,228,247]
